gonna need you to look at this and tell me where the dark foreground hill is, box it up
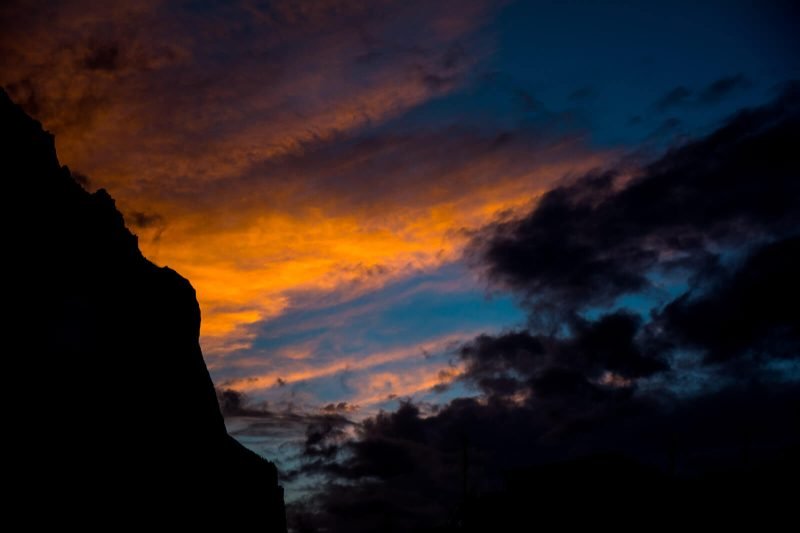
[2,88,286,530]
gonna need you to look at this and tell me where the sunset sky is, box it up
[3,0,798,507]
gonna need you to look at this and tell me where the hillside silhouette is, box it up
[3,88,286,530]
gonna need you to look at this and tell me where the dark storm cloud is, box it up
[461,234,799,399]
[288,86,800,532]
[469,82,800,313]
[292,382,800,531]
[295,307,800,531]
[455,310,670,404]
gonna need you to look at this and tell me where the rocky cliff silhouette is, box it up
[3,88,286,530]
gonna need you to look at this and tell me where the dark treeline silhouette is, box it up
[3,88,286,530]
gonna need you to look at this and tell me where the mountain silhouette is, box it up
[3,88,286,530]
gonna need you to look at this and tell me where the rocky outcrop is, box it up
[3,88,285,530]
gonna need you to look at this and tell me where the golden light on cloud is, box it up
[1,0,611,402]
[218,332,470,415]
[134,148,607,354]
[349,366,460,409]
[222,331,470,393]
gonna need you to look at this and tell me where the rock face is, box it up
[3,88,286,530]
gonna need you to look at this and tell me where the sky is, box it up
[2,0,799,526]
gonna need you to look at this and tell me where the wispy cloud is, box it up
[0,0,609,357]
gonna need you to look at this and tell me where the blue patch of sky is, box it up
[250,262,525,361]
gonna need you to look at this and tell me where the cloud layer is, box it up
[286,85,800,531]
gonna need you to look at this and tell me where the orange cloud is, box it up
[139,133,608,350]
[347,363,464,409]
[221,331,470,392]
[1,0,613,405]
